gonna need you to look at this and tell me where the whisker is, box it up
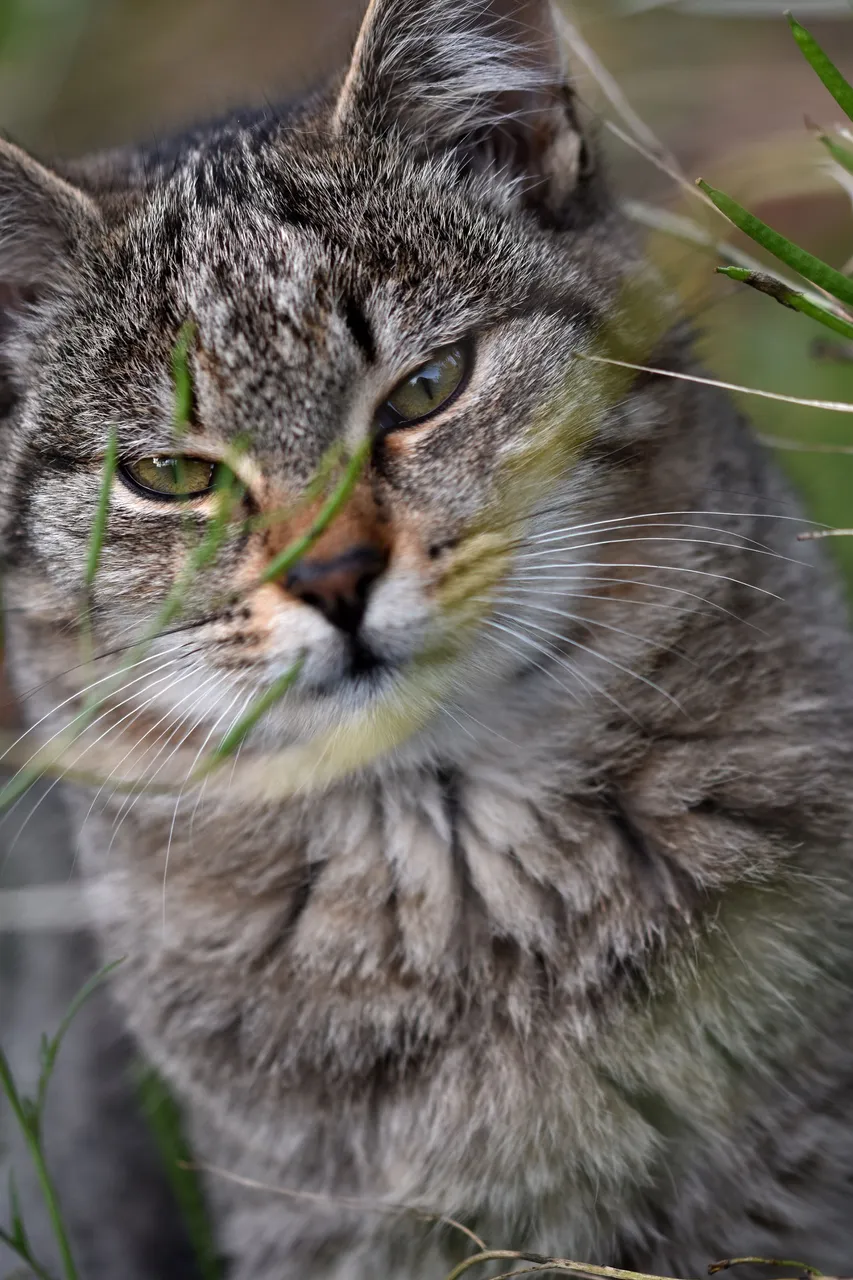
[482,619,584,705]
[80,663,210,829]
[503,572,762,628]
[506,561,782,599]
[494,595,695,662]
[162,687,245,937]
[524,519,782,555]
[512,535,806,568]
[484,615,639,721]
[575,351,853,415]
[188,689,256,838]
[441,700,514,747]
[106,675,227,852]
[523,508,823,539]
[500,585,700,616]
[104,670,225,823]
[5,619,213,708]
[4,664,207,862]
[0,647,191,768]
[492,610,684,713]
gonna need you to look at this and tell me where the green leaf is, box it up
[818,130,853,175]
[787,12,853,123]
[717,266,853,340]
[697,179,853,308]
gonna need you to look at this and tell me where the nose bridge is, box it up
[268,482,392,634]
[268,482,389,568]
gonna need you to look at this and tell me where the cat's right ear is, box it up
[0,140,100,321]
[332,0,593,224]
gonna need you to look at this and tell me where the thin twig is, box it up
[443,1251,686,1280]
[758,435,853,455]
[575,352,853,413]
[709,1260,823,1277]
[182,1160,487,1254]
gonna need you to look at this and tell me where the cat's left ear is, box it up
[333,0,592,223]
[0,140,101,327]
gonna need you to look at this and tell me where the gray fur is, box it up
[3,1,853,1276]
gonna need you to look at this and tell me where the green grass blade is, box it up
[818,130,853,175]
[787,11,853,123]
[136,1067,223,1280]
[0,962,124,1280]
[697,179,853,307]
[0,1050,76,1280]
[717,266,853,340]
[35,960,124,1126]
[262,438,371,584]
[84,430,118,590]
[0,1225,55,1280]
[171,320,197,434]
[208,658,304,764]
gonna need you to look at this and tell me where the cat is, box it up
[4,0,853,1276]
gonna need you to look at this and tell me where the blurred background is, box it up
[1,0,853,728]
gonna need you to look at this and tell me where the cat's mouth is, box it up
[307,636,399,699]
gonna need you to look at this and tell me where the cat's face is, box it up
[0,0,655,774]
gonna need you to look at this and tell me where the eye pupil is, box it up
[376,342,471,435]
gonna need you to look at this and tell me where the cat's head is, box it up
[0,0,671,779]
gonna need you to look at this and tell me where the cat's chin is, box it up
[303,652,400,704]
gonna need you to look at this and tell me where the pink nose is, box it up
[285,545,389,634]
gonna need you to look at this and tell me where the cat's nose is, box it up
[285,546,389,635]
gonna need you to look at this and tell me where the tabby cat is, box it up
[3,0,853,1276]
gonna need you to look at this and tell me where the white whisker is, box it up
[506,561,781,599]
[512,535,805,567]
[0,646,190,769]
[80,662,209,828]
[525,519,780,554]
[5,664,207,862]
[575,351,853,415]
[492,610,684,714]
[523,508,820,539]
[162,687,245,937]
[503,572,762,628]
[188,689,256,839]
[500,585,696,615]
[105,670,225,824]
[107,672,227,849]
[484,615,639,721]
[0,659,198,848]
[494,595,694,661]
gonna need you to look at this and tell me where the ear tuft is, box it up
[333,0,592,221]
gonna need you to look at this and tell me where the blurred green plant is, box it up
[0,961,123,1280]
[135,1068,223,1280]
[697,14,853,360]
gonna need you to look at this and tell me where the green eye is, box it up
[121,456,218,499]
[376,342,471,434]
